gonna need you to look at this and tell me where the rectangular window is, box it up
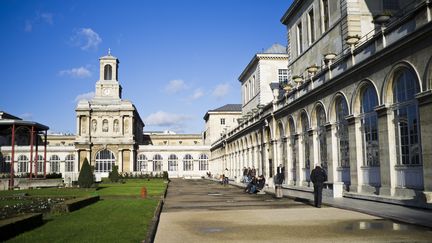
[322,0,329,32]
[296,22,303,55]
[278,69,288,83]
[308,9,315,44]
[220,118,225,125]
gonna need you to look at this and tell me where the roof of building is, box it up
[238,43,288,81]
[203,104,242,121]
[211,104,242,112]
[0,111,49,131]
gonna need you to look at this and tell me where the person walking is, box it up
[310,164,327,208]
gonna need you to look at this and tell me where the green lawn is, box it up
[4,179,166,243]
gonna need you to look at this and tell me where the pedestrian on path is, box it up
[310,164,327,208]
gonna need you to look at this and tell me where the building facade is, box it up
[211,0,432,207]
[0,53,210,186]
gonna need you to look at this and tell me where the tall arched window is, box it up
[393,69,421,165]
[168,154,178,171]
[65,154,75,172]
[316,106,327,170]
[1,155,11,173]
[137,154,147,172]
[278,122,287,174]
[183,154,193,171]
[18,155,28,173]
[361,85,379,166]
[199,154,209,171]
[153,154,163,172]
[50,155,60,173]
[301,112,311,170]
[95,149,115,172]
[36,155,44,173]
[336,96,350,168]
[104,64,112,80]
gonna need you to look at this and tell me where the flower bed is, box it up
[0,196,68,220]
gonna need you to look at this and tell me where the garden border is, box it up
[0,213,43,241]
[143,180,169,243]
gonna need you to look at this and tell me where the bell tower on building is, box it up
[94,49,122,100]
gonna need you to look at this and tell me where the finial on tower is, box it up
[108,48,111,56]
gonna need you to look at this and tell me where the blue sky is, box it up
[0,0,292,134]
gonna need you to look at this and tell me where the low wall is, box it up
[0,178,64,191]
[51,195,100,214]
[0,213,43,241]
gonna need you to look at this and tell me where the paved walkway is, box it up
[154,179,432,242]
[230,181,432,228]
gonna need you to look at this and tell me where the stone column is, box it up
[312,129,320,167]
[347,115,362,193]
[118,149,123,173]
[416,91,432,202]
[325,123,337,184]
[298,134,305,184]
[375,105,397,196]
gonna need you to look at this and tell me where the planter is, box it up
[345,35,360,45]
[373,14,391,24]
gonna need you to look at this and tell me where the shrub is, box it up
[108,166,120,182]
[78,158,94,188]
[163,171,169,180]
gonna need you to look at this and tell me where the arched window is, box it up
[278,122,287,173]
[153,154,163,172]
[65,154,75,172]
[1,155,11,173]
[137,154,147,172]
[104,64,112,80]
[168,154,178,171]
[393,69,421,165]
[316,106,327,170]
[36,155,44,173]
[183,154,193,171]
[95,149,115,172]
[361,85,379,166]
[301,112,311,170]
[198,154,209,171]
[18,155,28,173]
[50,155,60,173]
[336,96,350,168]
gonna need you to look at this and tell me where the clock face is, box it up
[103,88,111,96]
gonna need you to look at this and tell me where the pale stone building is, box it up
[0,52,210,186]
[203,104,242,146]
[239,43,288,116]
[211,0,432,207]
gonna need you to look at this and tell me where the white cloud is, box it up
[212,83,230,99]
[59,66,92,78]
[40,13,53,25]
[144,111,191,127]
[70,28,102,51]
[164,79,188,94]
[24,12,53,32]
[74,92,94,102]
[19,113,33,120]
[190,88,204,100]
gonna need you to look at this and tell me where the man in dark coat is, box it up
[310,164,327,208]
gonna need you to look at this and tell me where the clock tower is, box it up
[75,51,144,178]
[94,49,122,100]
